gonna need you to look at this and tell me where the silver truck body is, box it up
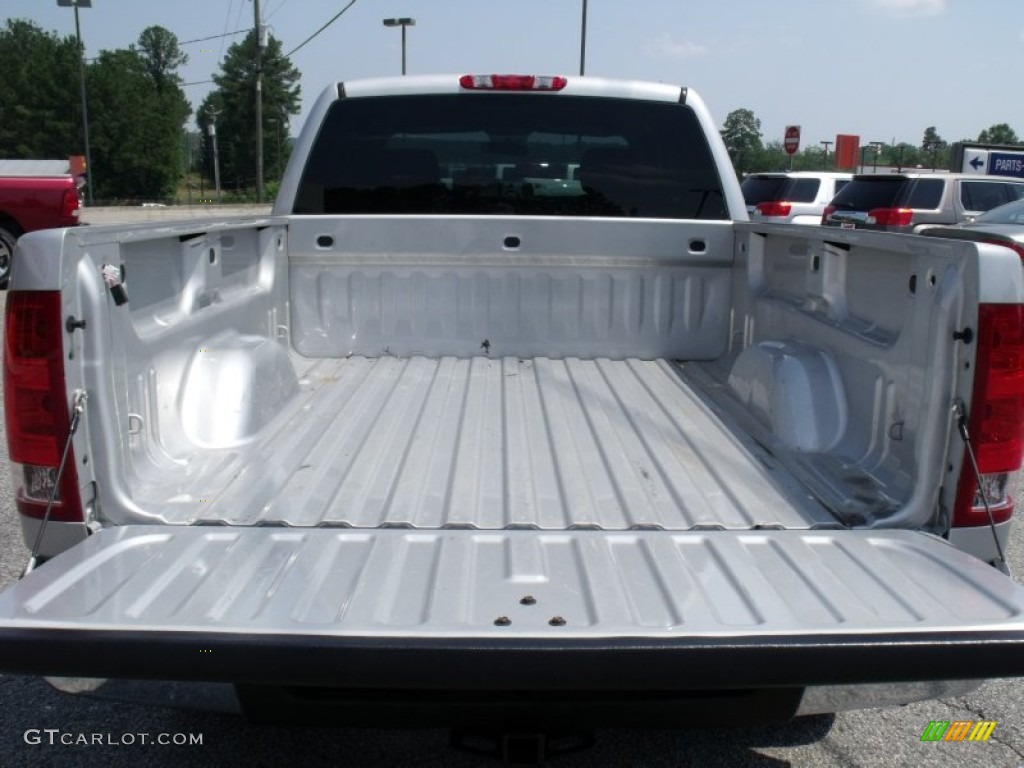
[2,76,1024,724]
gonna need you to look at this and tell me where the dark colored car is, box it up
[821,173,1024,233]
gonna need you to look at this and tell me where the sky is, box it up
[5,0,1024,151]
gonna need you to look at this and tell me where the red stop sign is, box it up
[784,125,801,156]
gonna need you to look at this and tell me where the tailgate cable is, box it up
[952,398,1011,577]
[22,389,88,577]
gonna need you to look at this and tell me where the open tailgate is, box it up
[1,526,1024,689]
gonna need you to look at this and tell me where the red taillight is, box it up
[459,74,568,91]
[755,201,793,217]
[822,205,836,223]
[953,303,1024,527]
[61,185,80,220]
[866,207,913,227]
[4,291,82,522]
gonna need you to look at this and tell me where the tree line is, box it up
[0,19,300,203]
[720,107,1022,177]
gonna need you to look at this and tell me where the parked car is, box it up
[921,196,1024,257]
[821,172,1024,233]
[742,171,852,224]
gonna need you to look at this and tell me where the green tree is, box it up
[752,140,786,173]
[87,49,164,199]
[87,29,191,201]
[920,127,949,169]
[977,123,1020,145]
[198,30,300,194]
[720,108,763,176]
[137,25,188,94]
[0,20,81,158]
[921,126,946,151]
[880,142,921,171]
[135,26,191,195]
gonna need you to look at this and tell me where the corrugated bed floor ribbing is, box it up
[190,356,833,530]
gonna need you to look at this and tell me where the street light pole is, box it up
[870,141,886,174]
[383,18,415,75]
[57,0,94,205]
[580,0,588,76]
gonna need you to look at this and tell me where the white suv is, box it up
[742,171,852,225]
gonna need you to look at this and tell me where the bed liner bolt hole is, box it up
[520,595,536,606]
[494,616,511,626]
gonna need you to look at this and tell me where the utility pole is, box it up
[207,109,222,204]
[254,0,264,202]
[184,131,192,205]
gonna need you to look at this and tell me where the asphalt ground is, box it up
[0,208,1023,766]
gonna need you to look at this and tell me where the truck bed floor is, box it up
[150,356,833,530]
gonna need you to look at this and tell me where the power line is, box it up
[223,0,242,60]
[179,29,247,46]
[287,0,358,57]
[265,0,289,21]
[232,0,248,46]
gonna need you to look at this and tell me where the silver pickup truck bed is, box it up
[5,342,1024,691]
[4,205,1024,716]
[151,354,830,530]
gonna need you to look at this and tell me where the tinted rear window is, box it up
[296,94,727,219]
[741,176,819,204]
[960,180,1024,212]
[904,179,943,209]
[741,176,787,205]
[829,178,907,211]
[787,178,820,203]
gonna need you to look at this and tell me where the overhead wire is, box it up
[286,0,358,57]
[179,29,247,46]
[223,0,244,60]
[265,0,289,21]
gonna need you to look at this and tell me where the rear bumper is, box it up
[6,627,1024,689]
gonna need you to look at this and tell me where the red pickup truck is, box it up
[0,175,81,287]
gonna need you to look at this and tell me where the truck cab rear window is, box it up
[295,94,727,219]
